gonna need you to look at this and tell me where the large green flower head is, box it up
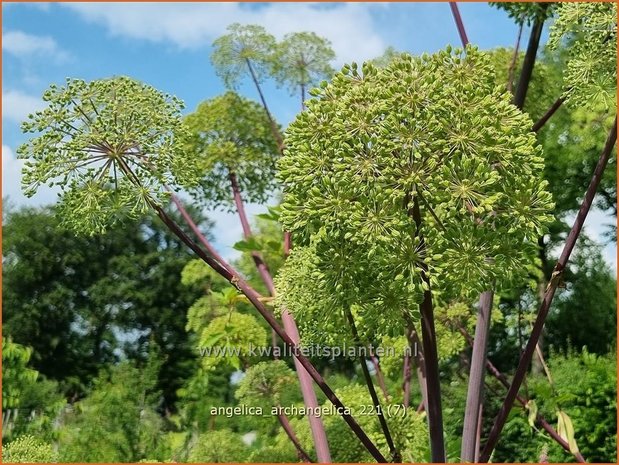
[184,91,280,210]
[548,2,617,109]
[277,46,553,316]
[18,77,194,235]
[211,23,276,89]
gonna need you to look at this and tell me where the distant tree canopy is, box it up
[2,204,206,406]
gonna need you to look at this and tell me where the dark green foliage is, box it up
[547,241,616,354]
[3,205,204,405]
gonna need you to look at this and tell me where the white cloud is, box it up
[2,30,69,61]
[62,2,385,64]
[2,89,45,123]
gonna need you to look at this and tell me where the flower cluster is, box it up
[276,46,553,332]
[184,91,280,210]
[549,2,617,109]
[18,77,195,234]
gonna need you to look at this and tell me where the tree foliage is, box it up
[2,338,39,410]
[57,359,167,463]
[3,205,203,404]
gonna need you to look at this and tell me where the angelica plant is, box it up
[278,45,553,318]
[271,31,335,109]
[277,45,554,460]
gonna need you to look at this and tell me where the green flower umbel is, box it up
[277,46,554,320]
[18,76,195,234]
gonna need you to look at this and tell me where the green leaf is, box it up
[232,237,262,252]
[557,409,580,454]
[526,399,538,428]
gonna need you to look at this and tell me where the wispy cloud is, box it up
[61,2,386,64]
[3,30,69,62]
[2,89,45,123]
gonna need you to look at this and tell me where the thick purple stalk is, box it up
[532,96,565,133]
[228,171,332,463]
[229,172,276,293]
[479,117,617,462]
[449,2,469,47]
[410,197,446,462]
[278,413,313,462]
[460,291,493,462]
[151,203,387,462]
[513,10,546,109]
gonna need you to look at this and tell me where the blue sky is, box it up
[2,2,615,269]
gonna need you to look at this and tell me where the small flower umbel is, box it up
[18,76,195,234]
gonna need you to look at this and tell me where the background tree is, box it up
[57,357,167,463]
[3,205,205,406]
